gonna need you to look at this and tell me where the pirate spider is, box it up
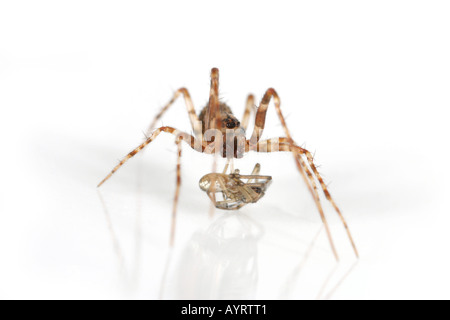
[98,68,358,261]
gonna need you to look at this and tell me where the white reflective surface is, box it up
[1,1,449,299]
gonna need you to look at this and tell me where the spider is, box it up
[98,68,358,261]
[199,163,272,210]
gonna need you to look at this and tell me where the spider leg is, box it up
[170,136,183,246]
[246,89,341,260]
[205,68,221,131]
[249,138,339,261]
[293,144,359,258]
[241,94,255,132]
[255,137,359,258]
[249,88,293,144]
[204,68,224,216]
[146,88,202,140]
[98,126,204,187]
[251,138,359,259]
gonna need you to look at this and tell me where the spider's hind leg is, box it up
[170,136,183,246]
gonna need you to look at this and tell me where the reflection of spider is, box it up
[98,68,358,261]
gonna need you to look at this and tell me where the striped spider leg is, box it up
[98,127,206,245]
[245,88,359,261]
[98,68,358,260]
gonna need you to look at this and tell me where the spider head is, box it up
[222,115,240,130]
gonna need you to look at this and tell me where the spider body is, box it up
[198,102,245,158]
[198,102,241,133]
[98,68,358,261]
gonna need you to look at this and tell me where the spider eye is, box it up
[226,122,236,129]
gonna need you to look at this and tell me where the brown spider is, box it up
[98,68,358,261]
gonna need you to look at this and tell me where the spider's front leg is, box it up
[245,88,360,260]
[249,138,339,261]
[249,137,359,259]
[146,88,202,140]
[205,67,221,132]
[97,126,204,246]
[287,141,359,258]
[97,126,203,187]
[241,94,255,132]
[249,88,293,144]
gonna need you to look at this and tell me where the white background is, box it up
[1,1,449,300]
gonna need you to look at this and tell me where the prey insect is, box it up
[97,68,358,261]
[199,163,272,210]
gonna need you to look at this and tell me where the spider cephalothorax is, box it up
[198,102,245,158]
[98,68,358,261]
[198,102,241,132]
